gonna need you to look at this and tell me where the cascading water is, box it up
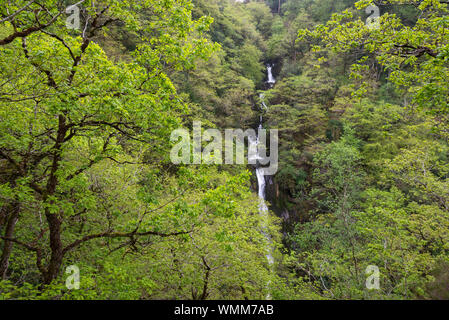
[253,65,276,280]
[260,93,268,110]
[267,64,276,85]
[256,166,274,266]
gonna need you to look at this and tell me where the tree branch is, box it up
[0,8,65,46]
[63,229,192,255]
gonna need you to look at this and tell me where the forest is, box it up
[0,0,448,300]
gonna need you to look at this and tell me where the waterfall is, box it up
[254,94,274,267]
[260,93,268,110]
[252,65,276,297]
[256,166,274,266]
[267,64,276,85]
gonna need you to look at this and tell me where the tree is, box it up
[0,0,215,286]
[298,0,449,120]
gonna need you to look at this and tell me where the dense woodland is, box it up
[0,0,448,299]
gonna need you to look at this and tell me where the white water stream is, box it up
[252,65,276,288]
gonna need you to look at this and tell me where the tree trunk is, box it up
[0,205,6,227]
[43,211,63,284]
[199,257,210,300]
[0,203,20,279]
[42,115,67,285]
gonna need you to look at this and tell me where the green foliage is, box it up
[1,0,449,301]
[299,0,449,117]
